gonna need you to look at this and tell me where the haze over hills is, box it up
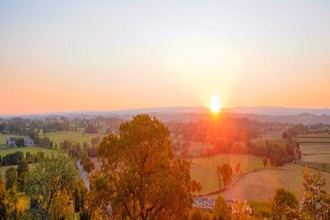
[2,106,330,124]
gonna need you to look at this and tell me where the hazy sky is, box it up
[1,0,330,115]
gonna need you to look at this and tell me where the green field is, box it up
[189,154,264,194]
[0,134,25,147]
[40,131,104,145]
[0,146,57,157]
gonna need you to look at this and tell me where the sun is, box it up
[210,95,221,114]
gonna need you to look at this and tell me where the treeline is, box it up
[0,151,45,166]
[0,117,71,136]
[246,141,301,167]
[282,123,310,139]
[210,140,301,167]
[167,117,266,144]
[0,116,126,137]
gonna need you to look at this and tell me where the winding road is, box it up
[77,160,90,190]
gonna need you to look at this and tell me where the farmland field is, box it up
[211,164,330,201]
[40,131,104,145]
[189,154,264,194]
[0,134,25,147]
[249,136,289,147]
[293,135,330,143]
[0,146,58,157]
[294,136,330,168]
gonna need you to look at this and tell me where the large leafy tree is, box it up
[213,195,230,220]
[17,158,29,191]
[300,167,329,219]
[25,153,77,219]
[231,200,252,220]
[88,114,193,219]
[217,164,232,189]
[6,186,18,219]
[5,167,17,190]
[271,188,298,220]
[0,170,7,219]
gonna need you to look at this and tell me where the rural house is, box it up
[24,138,34,146]
[6,137,17,148]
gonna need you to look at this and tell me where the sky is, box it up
[1,0,330,115]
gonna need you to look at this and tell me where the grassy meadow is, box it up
[0,134,25,147]
[40,131,104,145]
[0,146,58,157]
[294,135,330,171]
[189,154,265,194]
[250,136,289,147]
[211,163,330,201]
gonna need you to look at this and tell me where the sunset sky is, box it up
[1,0,330,115]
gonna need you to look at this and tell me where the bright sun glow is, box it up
[210,95,221,113]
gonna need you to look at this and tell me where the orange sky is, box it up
[1,1,330,115]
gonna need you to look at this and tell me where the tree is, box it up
[282,131,288,139]
[82,157,95,174]
[271,188,298,219]
[48,190,73,220]
[25,153,77,219]
[0,171,7,219]
[213,195,230,220]
[190,180,202,193]
[74,180,88,213]
[217,164,232,189]
[6,186,18,219]
[300,167,329,219]
[5,167,17,190]
[25,152,31,162]
[231,200,252,220]
[262,157,268,168]
[235,163,240,174]
[15,138,24,147]
[17,159,29,191]
[190,207,203,220]
[85,124,98,134]
[88,114,193,219]
[15,151,24,163]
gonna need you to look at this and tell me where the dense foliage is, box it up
[88,114,193,219]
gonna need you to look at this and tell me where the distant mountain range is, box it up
[2,106,330,124]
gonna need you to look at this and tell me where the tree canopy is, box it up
[213,195,230,220]
[25,153,77,219]
[88,114,193,219]
[271,188,298,219]
[217,163,233,189]
[300,167,329,219]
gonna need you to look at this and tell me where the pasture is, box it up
[0,146,57,157]
[211,164,330,201]
[249,136,289,147]
[295,136,330,171]
[189,154,265,194]
[293,134,330,143]
[40,131,104,145]
[0,134,24,147]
